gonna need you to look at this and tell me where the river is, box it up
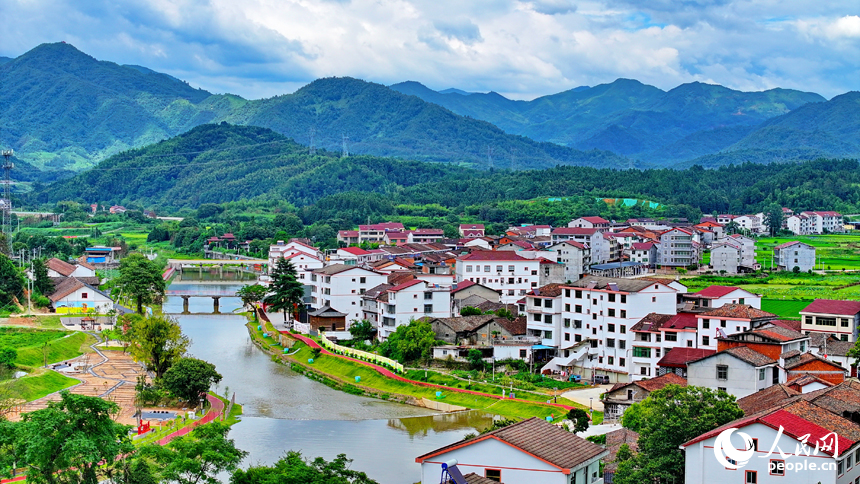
[163,279,493,484]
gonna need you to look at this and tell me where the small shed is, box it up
[307,303,347,332]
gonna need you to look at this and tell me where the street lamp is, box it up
[589,397,593,416]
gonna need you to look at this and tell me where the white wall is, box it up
[687,352,774,398]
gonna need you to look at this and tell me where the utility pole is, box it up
[309,127,316,155]
[342,134,349,158]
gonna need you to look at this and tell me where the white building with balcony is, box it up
[375,279,452,340]
[659,228,697,267]
[309,265,388,325]
[455,251,540,305]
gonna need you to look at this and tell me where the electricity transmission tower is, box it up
[1,149,13,252]
[309,127,316,155]
[511,148,517,171]
[342,134,349,158]
[487,146,493,169]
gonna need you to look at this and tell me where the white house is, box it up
[687,286,762,310]
[801,211,844,234]
[681,397,860,484]
[659,228,697,267]
[547,241,591,282]
[774,240,816,272]
[629,242,658,268]
[568,216,610,231]
[49,277,114,314]
[686,346,779,398]
[800,299,860,342]
[550,227,599,245]
[416,417,607,484]
[309,265,388,325]
[459,224,485,237]
[357,222,404,243]
[455,251,540,304]
[376,279,451,340]
[733,214,763,234]
[45,258,97,279]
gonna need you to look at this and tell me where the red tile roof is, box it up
[46,258,77,277]
[340,246,370,255]
[769,319,802,332]
[631,242,655,250]
[785,352,847,372]
[736,385,800,415]
[459,251,528,262]
[388,279,426,292]
[359,222,404,231]
[693,285,744,298]
[801,299,860,316]
[657,348,716,368]
[338,230,359,237]
[701,304,776,320]
[581,216,609,224]
[459,224,485,230]
[415,417,607,469]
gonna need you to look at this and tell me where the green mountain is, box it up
[391,79,828,163]
[34,124,860,221]
[1,43,624,175]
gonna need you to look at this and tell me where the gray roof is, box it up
[314,264,370,275]
[308,303,347,318]
[566,276,670,293]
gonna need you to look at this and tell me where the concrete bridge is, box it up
[166,258,268,277]
[165,287,244,313]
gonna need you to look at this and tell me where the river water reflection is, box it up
[165,283,493,484]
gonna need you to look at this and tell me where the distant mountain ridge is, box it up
[2,42,858,180]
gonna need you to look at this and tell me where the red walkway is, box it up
[288,333,576,413]
[156,393,225,445]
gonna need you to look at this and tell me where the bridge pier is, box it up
[182,296,190,314]
[212,297,221,314]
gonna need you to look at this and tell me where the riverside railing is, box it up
[319,333,405,374]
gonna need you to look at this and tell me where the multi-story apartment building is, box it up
[733,214,762,233]
[658,228,697,267]
[550,227,599,245]
[541,276,681,382]
[525,284,564,348]
[800,299,860,342]
[309,264,388,325]
[455,251,541,304]
[357,222,405,243]
[547,242,591,282]
[801,211,844,233]
[374,279,451,340]
[628,242,658,268]
[568,216,611,231]
[407,229,445,244]
[774,240,816,272]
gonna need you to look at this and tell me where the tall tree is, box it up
[264,258,305,324]
[125,314,190,379]
[236,284,268,322]
[31,258,54,296]
[615,385,743,484]
[0,255,23,310]
[142,422,247,484]
[763,203,784,236]
[161,357,222,409]
[379,319,438,364]
[113,253,166,313]
[7,391,133,484]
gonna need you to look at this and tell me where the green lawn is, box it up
[683,272,860,300]
[14,332,94,368]
[761,299,812,320]
[0,328,69,349]
[5,368,79,402]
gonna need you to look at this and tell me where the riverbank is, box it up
[246,322,603,423]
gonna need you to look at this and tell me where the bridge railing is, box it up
[319,333,404,374]
[165,289,241,297]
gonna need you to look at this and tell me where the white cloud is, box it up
[0,0,857,99]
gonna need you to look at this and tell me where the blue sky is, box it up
[2,0,858,100]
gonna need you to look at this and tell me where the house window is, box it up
[621,294,627,303]
[533,314,541,322]
[608,356,614,365]
[81,292,88,299]
[544,315,552,324]
[619,340,626,350]
[360,277,366,284]
[703,320,710,329]
[575,290,582,298]
[484,265,491,272]
[424,304,433,313]
[564,333,570,341]
[544,299,552,308]
[485,469,501,482]
[703,336,710,346]
[544,331,552,339]
[607,338,615,348]
[424,292,433,300]
[769,460,785,476]
[759,369,765,380]
[533,299,541,307]
[508,265,515,272]
[608,293,616,302]
[564,318,571,328]
[565,303,571,311]
[608,323,615,332]
[519,349,527,358]
[721,320,727,328]
[665,333,677,341]
[652,297,656,302]
[496,265,503,272]
[575,335,582,342]
[620,310,626,318]
[574,320,582,329]
[608,308,615,317]
[745,470,757,484]
[575,305,582,313]
[717,365,728,380]
[619,357,625,366]
[620,325,626,334]
[466,265,473,272]
[739,298,745,305]
[839,460,844,476]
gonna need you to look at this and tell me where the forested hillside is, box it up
[34,124,860,219]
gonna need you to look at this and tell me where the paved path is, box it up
[156,394,224,445]
[561,385,611,412]
[288,333,581,415]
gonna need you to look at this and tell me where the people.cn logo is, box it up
[713,428,756,470]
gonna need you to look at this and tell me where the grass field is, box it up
[14,332,94,368]
[683,272,860,301]
[761,299,812,319]
[4,368,79,402]
[756,234,860,270]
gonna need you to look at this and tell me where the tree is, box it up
[348,320,375,341]
[615,385,743,484]
[126,314,190,379]
[236,284,268,321]
[460,306,482,316]
[0,255,23,309]
[161,357,222,409]
[8,391,133,484]
[379,319,438,363]
[264,258,305,324]
[231,451,379,484]
[467,349,485,371]
[31,258,54,296]
[141,422,247,484]
[0,348,16,369]
[763,203,784,236]
[113,253,166,313]
[566,408,590,433]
